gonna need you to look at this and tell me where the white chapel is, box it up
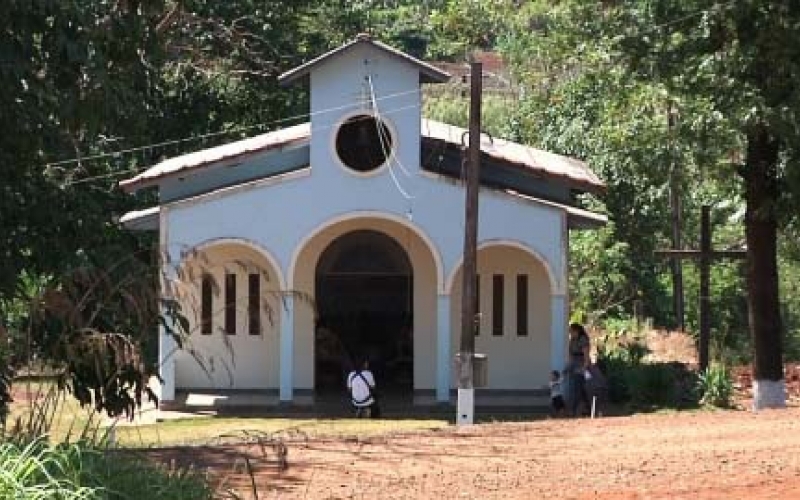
[120,34,606,408]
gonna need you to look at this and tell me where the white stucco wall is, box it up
[449,244,553,390]
[172,242,282,390]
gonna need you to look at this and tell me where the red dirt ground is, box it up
[148,406,800,499]
[13,358,800,498]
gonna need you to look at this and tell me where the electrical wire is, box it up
[43,1,739,182]
[58,100,424,188]
[367,75,414,179]
[47,87,424,170]
[366,75,415,201]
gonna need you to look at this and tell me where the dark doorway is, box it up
[315,230,413,395]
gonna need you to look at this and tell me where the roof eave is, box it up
[118,135,310,193]
[421,135,606,196]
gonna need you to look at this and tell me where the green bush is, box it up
[596,356,631,403]
[697,363,734,408]
[626,364,678,407]
[0,350,11,427]
[0,438,213,499]
[597,352,695,408]
[595,327,651,404]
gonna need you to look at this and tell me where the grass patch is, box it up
[114,416,450,447]
[8,381,449,448]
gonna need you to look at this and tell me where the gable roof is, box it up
[278,33,450,86]
[119,119,604,194]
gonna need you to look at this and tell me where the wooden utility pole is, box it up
[657,205,746,371]
[667,104,685,331]
[457,61,482,426]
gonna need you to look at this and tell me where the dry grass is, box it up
[644,329,697,364]
[7,380,448,448]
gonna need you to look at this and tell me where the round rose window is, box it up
[335,115,393,173]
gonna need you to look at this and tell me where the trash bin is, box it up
[472,353,488,388]
[454,353,489,388]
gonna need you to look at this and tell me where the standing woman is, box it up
[568,323,591,417]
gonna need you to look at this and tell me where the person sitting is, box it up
[346,359,377,418]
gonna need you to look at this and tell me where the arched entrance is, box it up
[315,229,413,393]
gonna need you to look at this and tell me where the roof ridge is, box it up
[278,36,450,86]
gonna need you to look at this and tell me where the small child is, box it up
[549,370,566,417]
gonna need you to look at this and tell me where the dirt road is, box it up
[152,407,800,499]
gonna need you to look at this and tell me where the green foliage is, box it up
[596,325,694,408]
[596,319,651,365]
[428,0,514,59]
[0,438,213,499]
[779,248,800,362]
[500,1,800,387]
[626,363,679,408]
[596,356,632,404]
[697,363,734,408]
[0,0,328,418]
[423,90,519,138]
[596,324,650,403]
[0,337,11,427]
[598,359,692,408]
[570,227,635,322]
[682,259,750,363]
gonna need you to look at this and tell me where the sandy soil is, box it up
[148,406,800,499]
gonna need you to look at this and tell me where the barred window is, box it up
[225,273,237,335]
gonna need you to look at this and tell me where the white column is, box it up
[158,206,175,404]
[279,294,295,402]
[159,328,176,402]
[436,294,451,403]
[551,293,567,371]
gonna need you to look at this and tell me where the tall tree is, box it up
[0,0,318,416]
[505,0,800,408]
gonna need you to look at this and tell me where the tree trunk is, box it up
[743,124,785,409]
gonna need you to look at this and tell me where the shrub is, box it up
[626,363,678,407]
[595,356,631,403]
[697,363,734,408]
[595,331,651,404]
[0,352,11,427]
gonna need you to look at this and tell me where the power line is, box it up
[56,4,735,189]
[60,101,423,188]
[366,74,413,200]
[47,87,424,170]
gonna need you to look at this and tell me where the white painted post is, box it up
[159,327,176,403]
[456,387,474,425]
[436,294,452,403]
[279,294,295,402]
[551,293,567,372]
[159,207,176,405]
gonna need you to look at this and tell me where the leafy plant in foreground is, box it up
[698,363,734,408]
[0,438,214,500]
